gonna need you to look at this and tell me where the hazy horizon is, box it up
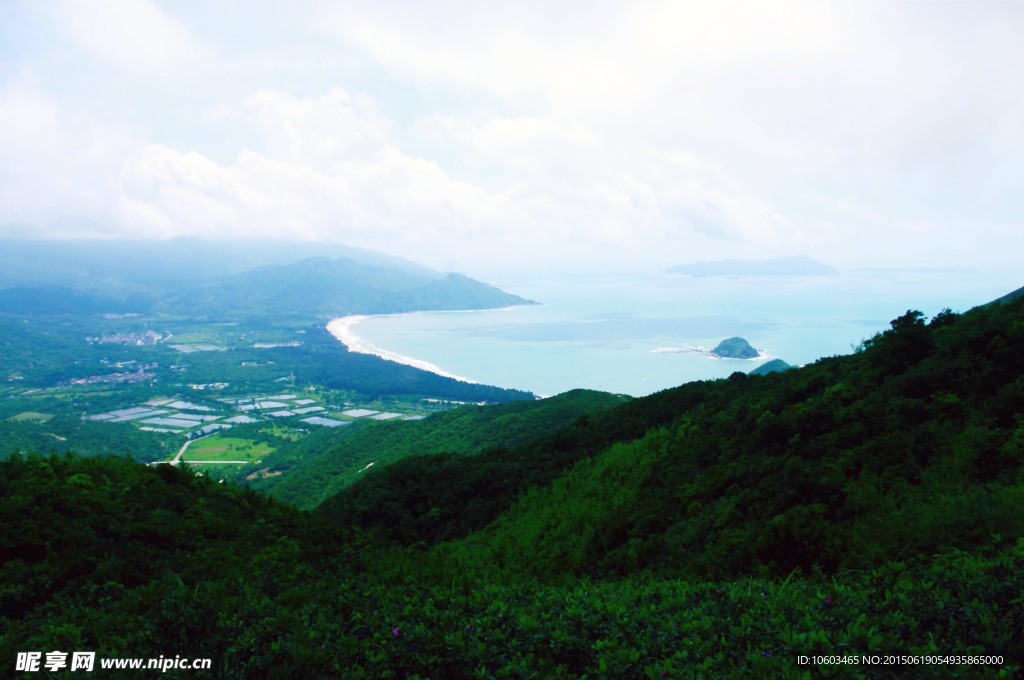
[3,2,1023,280]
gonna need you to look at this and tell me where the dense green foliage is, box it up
[0,315,138,385]
[316,383,711,545]
[0,286,154,316]
[0,311,529,399]
[323,298,1024,582]
[5,289,1024,677]
[257,389,628,508]
[1,416,174,464]
[2,454,1021,677]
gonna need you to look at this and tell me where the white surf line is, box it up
[327,313,484,384]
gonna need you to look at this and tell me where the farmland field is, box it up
[260,425,303,441]
[9,412,53,423]
[182,435,274,462]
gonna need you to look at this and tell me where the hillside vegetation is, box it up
[4,290,1024,676]
[155,258,535,321]
[254,389,629,508]
[329,300,1024,581]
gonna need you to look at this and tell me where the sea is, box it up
[341,270,1019,398]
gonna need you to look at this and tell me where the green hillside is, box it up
[4,290,1024,676]
[327,299,1024,582]
[256,389,629,508]
[156,257,535,321]
[0,240,536,322]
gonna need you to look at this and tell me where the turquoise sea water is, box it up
[345,271,1019,397]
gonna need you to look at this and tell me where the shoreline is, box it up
[326,312,487,384]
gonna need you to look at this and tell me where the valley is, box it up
[1,240,1022,677]
[6,5,1023,674]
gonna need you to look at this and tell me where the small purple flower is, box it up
[465,625,477,633]
[762,650,774,658]
[392,627,401,637]
[824,595,833,606]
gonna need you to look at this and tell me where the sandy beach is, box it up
[326,314,479,383]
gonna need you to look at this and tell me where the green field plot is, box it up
[182,436,274,463]
[261,425,303,441]
[9,411,53,423]
[163,322,240,344]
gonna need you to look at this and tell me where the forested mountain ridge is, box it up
[5,451,1019,676]
[0,239,534,321]
[3,288,1023,676]
[325,293,1024,582]
[252,389,629,508]
[0,238,438,291]
[155,258,535,320]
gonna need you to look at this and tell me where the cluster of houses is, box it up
[83,330,168,345]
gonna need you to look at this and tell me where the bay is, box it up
[343,270,1018,397]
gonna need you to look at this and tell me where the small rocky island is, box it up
[711,337,760,359]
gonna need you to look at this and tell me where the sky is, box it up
[1,0,1022,277]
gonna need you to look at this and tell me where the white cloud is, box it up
[1,1,1022,274]
[316,1,850,115]
[0,80,139,234]
[244,88,392,168]
[416,115,596,156]
[649,149,792,242]
[0,84,61,154]
[54,0,208,74]
[106,89,529,250]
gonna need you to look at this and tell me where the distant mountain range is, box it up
[0,239,534,319]
[667,254,838,277]
[0,238,437,291]
[155,256,535,320]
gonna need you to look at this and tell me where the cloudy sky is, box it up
[1,1,1022,276]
